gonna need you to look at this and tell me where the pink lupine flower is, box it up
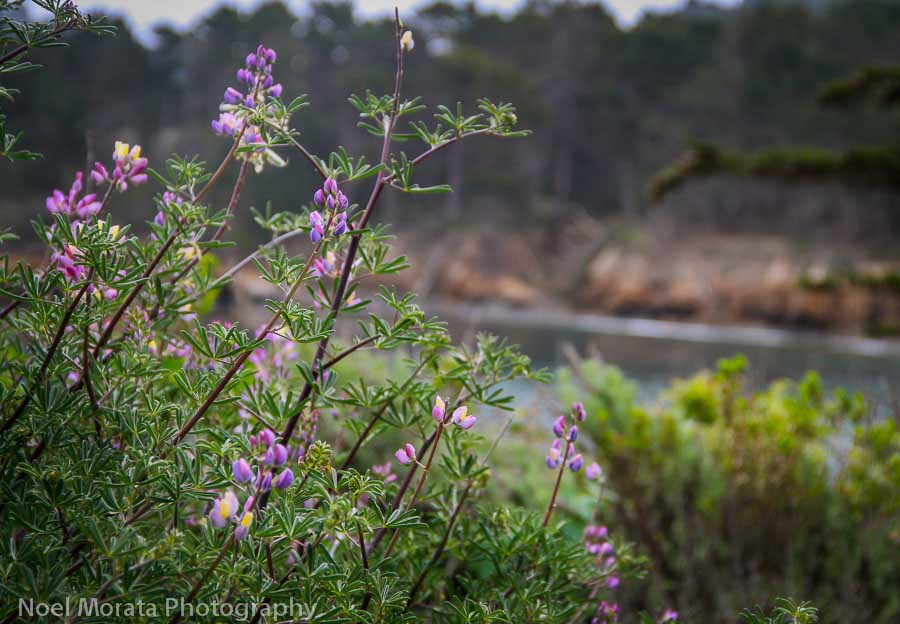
[432,396,446,422]
[45,172,101,220]
[586,462,602,480]
[451,405,476,430]
[660,609,679,622]
[606,576,620,588]
[91,142,149,192]
[395,443,416,465]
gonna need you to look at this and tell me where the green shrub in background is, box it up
[558,355,900,624]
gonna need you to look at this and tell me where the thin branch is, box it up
[170,220,329,447]
[405,414,512,607]
[278,7,406,449]
[322,334,381,370]
[383,420,445,558]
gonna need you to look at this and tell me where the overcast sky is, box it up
[88,0,742,43]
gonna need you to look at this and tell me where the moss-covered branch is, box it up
[648,142,900,201]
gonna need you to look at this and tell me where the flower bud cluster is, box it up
[91,142,149,192]
[309,177,350,243]
[546,401,599,474]
[212,44,286,172]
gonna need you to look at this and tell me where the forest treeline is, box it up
[3,0,900,244]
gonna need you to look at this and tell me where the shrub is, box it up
[558,355,900,624]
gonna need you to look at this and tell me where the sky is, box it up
[88,0,742,43]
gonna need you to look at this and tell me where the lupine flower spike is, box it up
[212,44,286,172]
[310,177,350,242]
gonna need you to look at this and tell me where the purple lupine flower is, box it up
[606,576,620,588]
[260,472,273,492]
[224,87,242,104]
[395,443,416,465]
[271,443,288,466]
[309,210,325,242]
[323,178,338,194]
[313,189,325,206]
[268,83,283,97]
[232,458,253,483]
[274,468,294,489]
[258,429,275,448]
[572,401,586,421]
[209,490,239,528]
[332,212,348,236]
[552,415,566,438]
[585,462,602,480]
[546,439,563,469]
[568,425,578,442]
[234,511,253,540]
[568,453,584,472]
[432,396,446,422]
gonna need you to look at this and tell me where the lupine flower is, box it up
[45,172,102,221]
[584,525,608,541]
[546,439,562,469]
[395,443,416,465]
[585,462,603,480]
[232,458,253,483]
[309,210,326,242]
[265,443,288,466]
[568,425,578,442]
[606,576,620,588]
[274,468,294,490]
[260,472,273,492]
[552,415,566,437]
[310,178,350,241]
[432,396,446,422]
[213,44,286,171]
[401,30,415,52]
[660,609,679,623]
[451,405,476,430]
[569,453,584,472]
[52,244,85,282]
[258,429,275,448]
[312,251,337,278]
[572,401,586,421]
[209,490,240,528]
[372,461,397,483]
[234,511,253,540]
[91,142,149,192]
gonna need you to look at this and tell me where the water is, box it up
[223,293,900,412]
[425,300,900,411]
